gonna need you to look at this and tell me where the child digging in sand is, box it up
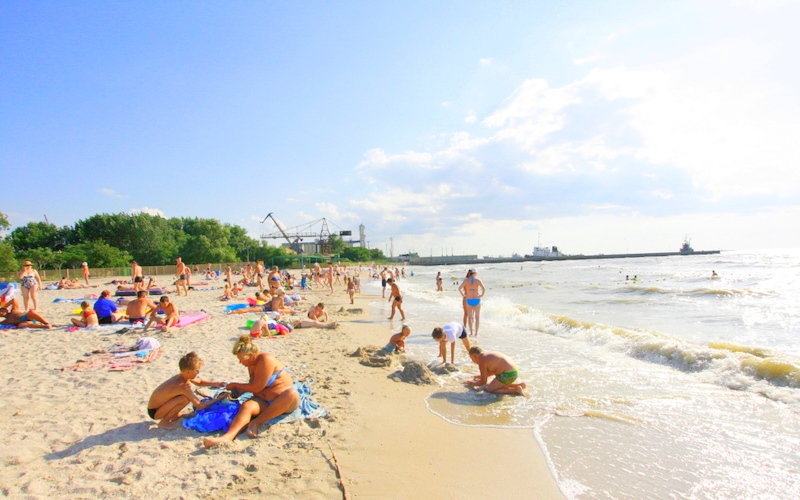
[147,352,227,429]
[385,324,411,353]
[465,346,528,396]
[432,322,471,365]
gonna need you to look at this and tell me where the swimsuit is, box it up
[82,310,96,319]
[134,276,143,283]
[99,316,113,324]
[394,296,402,302]
[466,298,481,307]
[20,275,37,289]
[495,370,518,386]
[147,407,158,419]
[266,368,285,388]
[19,314,29,323]
[179,274,187,280]
[129,317,145,324]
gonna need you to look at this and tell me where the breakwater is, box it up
[409,249,721,266]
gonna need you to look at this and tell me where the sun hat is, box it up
[23,261,33,266]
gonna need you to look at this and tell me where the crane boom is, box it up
[261,212,293,246]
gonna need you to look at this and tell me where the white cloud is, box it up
[651,190,673,200]
[464,110,478,124]
[129,207,166,218]
[573,55,602,65]
[583,38,800,197]
[479,58,492,66]
[98,188,126,199]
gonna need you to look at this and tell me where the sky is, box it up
[2,0,800,257]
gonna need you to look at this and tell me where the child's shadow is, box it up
[44,421,189,461]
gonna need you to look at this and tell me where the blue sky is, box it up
[2,0,799,257]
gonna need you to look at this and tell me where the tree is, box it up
[61,241,134,268]
[0,242,16,273]
[0,211,9,232]
[74,213,185,265]
[342,246,372,263]
[369,248,387,260]
[227,224,260,261]
[327,234,347,256]
[19,247,57,269]
[180,235,237,265]
[9,222,71,252]
[251,243,297,268]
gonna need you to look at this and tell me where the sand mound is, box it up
[389,361,437,385]
[429,362,460,375]
[350,346,395,368]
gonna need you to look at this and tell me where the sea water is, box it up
[364,249,800,499]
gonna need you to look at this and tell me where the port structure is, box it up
[260,213,334,255]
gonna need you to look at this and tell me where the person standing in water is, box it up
[458,268,485,337]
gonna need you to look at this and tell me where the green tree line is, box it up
[0,211,384,273]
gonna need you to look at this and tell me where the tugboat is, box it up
[679,237,694,255]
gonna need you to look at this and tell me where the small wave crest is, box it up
[544,315,800,401]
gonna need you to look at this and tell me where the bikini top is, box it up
[266,368,285,388]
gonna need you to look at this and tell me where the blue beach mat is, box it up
[182,380,328,433]
[224,303,249,312]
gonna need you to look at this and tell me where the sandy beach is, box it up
[0,271,562,499]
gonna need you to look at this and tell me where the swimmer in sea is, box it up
[458,268,485,337]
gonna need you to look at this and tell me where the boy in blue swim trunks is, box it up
[384,324,411,353]
[466,346,528,396]
[432,322,471,364]
[147,352,227,429]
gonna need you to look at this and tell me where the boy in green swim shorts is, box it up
[466,346,528,396]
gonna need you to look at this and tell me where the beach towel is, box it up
[115,288,168,296]
[59,340,162,372]
[225,303,249,312]
[182,380,328,433]
[54,297,96,303]
[173,313,210,328]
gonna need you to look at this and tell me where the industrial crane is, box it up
[260,213,336,255]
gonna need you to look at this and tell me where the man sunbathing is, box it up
[0,307,52,329]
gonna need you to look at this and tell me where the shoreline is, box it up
[0,270,563,498]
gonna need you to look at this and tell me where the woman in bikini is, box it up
[202,336,300,448]
[18,261,42,311]
[458,268,485,337]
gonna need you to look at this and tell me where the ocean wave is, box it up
[545,314,800,401]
